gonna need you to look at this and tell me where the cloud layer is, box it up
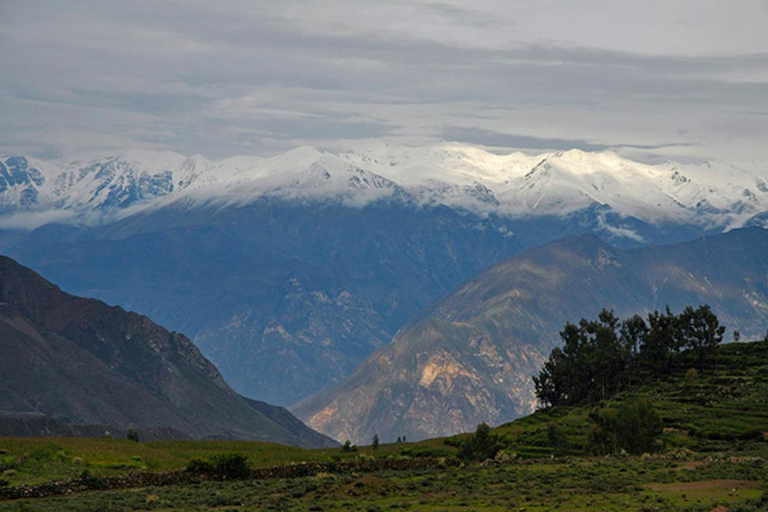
[1,1,767,163]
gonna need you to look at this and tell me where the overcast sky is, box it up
[1,0,767,163]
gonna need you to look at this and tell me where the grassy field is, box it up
[0,436,454,487]
[0,341,766,510]
[0,454,765,511]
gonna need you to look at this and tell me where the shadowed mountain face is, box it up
[3,200,532,406]
[2,146,750,407]
[0,255,336,447]
[2,197,713,407]
[292,227,768,444]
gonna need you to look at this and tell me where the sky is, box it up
[1,0,767,164]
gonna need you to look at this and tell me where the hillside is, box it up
[0,255,336,448]
[293,227,768,443]
[481,339,768,458]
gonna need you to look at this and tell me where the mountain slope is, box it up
[6,199,526,406]
[1,144,766,407]
[465,339,768,458]
[292,227,768,443]
[0,255,336,447]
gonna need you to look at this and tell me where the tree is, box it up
[547,423,568,456]
[457,423,503,462]
[126,429,139,442]
[372,434,379,451]
[534,310,627,406]
[640,307,680,375]
[534,305,726,408]
[678,305,724,368]
[588,399,662,455]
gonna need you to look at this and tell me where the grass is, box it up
[0,455,765,511]
[0,341,766,510]
[0,436,457,487]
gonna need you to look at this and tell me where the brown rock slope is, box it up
[292,227,768,444]
[0,255,336,447]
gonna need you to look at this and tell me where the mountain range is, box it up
[2,145,767,232]
[0,144,766,408]
[292,227,768,444]
[0,254,336,447]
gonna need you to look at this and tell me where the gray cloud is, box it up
[442,127,613,152]
[0,1,766,163]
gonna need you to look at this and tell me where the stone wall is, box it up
[0,456,461,501]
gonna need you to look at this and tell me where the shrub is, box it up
[547,423,569,456]
[457,423,504,461]
[400,446,454,458]
[185,453,251,480]
[588,399,663,455]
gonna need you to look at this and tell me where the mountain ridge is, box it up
[0,254,336,447]
[2,144,767,235]
[2,144,766,408]
[292,227,768,444]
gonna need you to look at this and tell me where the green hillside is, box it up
[478,340,768,459]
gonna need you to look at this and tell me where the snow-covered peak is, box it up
[335,143,545,187]
[1,144,767,235]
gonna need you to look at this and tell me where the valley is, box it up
[0,146,765,410]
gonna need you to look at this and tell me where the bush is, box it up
[588,399,663,455]
[400,446,454,458]
[457,423,504,462]
[547,423,569,456]
[185,453,251,480]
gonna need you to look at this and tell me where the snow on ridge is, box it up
[0,144,767,232]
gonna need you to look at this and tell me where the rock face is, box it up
[292,227,768,444]
[0,255,336,447]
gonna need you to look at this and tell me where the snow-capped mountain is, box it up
[2,144,766,235]
[3,143,767,407]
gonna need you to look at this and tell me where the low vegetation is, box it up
[1,308,766,510]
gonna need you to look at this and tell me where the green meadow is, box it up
[0,341,766,511]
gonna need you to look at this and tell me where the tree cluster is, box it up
[534,305,725,407]
[587,398,663,455]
